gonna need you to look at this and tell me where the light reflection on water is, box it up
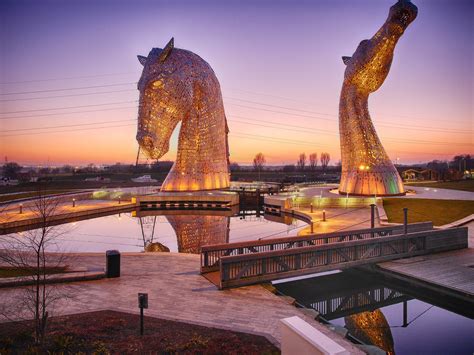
[275,272,474,354]
[5,211,304,253]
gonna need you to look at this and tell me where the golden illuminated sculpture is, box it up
[345,309,395,355]
[166,215,230,254]
[136,38,230,191]
[339,0,417,195]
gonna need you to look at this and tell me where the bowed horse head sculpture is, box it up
[136,38,230,191]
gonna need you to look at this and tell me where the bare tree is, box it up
[0,189,72,345]
[253,153,266,180]
[296,153,306,172]
[321,152,331,171]
[309,153,318,171]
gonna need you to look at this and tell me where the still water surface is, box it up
[275,271,474,355]
[12,211,304,253]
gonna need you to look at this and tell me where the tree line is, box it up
[248,152,331,173]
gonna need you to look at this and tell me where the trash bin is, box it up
[106,250,121,278]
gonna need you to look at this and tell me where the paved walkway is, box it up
[297,185,474,201]
[0,252,362,352]
[0,200,133,224]
[295,206,377,236]
[401,186,474,201]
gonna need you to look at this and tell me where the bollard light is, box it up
[138,293,148,336]
[310,203,313,213]
[403,208,408,234]
[118,196,121,205]
[19,203,23,214]
[72,198,76,208]
[322,210,326,222]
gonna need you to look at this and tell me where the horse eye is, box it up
[152,80,163,89]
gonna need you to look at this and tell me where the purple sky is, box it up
[1,0,472,166]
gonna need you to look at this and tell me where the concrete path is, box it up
[401,186,474,201]
[0,252,362,353]
[297,185,474,201]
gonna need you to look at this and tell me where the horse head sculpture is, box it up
[136,38,230,191]
[339,0,417,196]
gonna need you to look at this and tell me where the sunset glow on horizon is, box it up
[1,0,472,166]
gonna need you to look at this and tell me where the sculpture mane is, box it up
[136,38,230,191]
[338,0,417,196]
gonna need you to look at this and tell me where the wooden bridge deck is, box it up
[376,248,474,301]
[200,223,468,289]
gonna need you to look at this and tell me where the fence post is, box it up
[403,208,408,234]
[370,204,375,229]
[402,300,408,327]
[203,251,208,270]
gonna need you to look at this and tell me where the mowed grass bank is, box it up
[383,198,474,226]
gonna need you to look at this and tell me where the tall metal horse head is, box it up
[338,0,418,196]
[136,38,230,191]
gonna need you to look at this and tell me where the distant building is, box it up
[84,176,111,183]
[401,169,439,182]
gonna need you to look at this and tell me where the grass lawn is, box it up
[0,266,68,278]
[383,198,474,226]
[405,180,474,192]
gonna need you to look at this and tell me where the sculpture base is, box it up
[338,190,406,197]
[339,170,405,196]
[161,172,230,192]
[132,190,239,211]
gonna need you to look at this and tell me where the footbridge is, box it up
[276,271,412,321]
[200,222,468,289]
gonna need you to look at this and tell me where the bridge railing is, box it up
[217,227,467,289]
[200,222,433,273]
[310,286,410,320]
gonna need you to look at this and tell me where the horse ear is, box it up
[159,37,174,63]
[342,56,351,65]
[137,55,147,66]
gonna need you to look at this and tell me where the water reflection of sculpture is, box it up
[339,0,418,196]
[345,309,395,355]
[136,38,230,191]
[136,213,230,253]
[166,215,230,254]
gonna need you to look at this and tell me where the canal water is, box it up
[274,271,474,355]
[5,210,305,253]
[3,207,473,353]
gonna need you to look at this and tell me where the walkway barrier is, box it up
[216,227,467,289]
[280,316,350,355]
[200,222,433,273]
